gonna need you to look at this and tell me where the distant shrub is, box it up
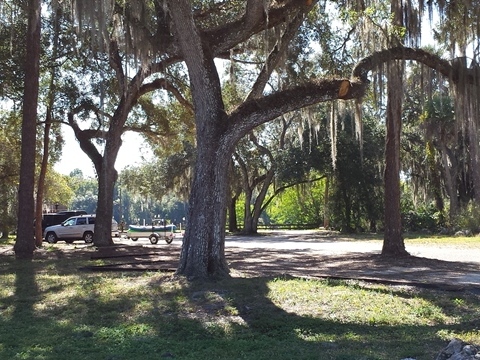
[402,205,444,233]
[452,204,480,234]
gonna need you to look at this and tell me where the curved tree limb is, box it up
[260,176,326,214]
[67,107,106,174]
[352,46,460,83]
[246,5,310,101]
[228,78,364,142]
[108,37,126,92]
[139,78,194,113]
[205,0,316,56]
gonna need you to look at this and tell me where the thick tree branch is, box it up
[67,112,103,174]
[229,78,364,138]
[261,176,326,214]
[227,46,480,151]
[246,6,309,100]
[351,46,473,84]
[205,0,316,56]
[245,0,268,30]
[108,37,126,92]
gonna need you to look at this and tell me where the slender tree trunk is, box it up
[35,8,61,247]
[243,200,254,234]
[14,0,41,259]
[227,194,238,233]
[35,115,51,247]
[467,114,480,205]
[323,176,330,229]
[227,159,240,233]
[342,186,352,232]
[440,146,458,220]
[250,168,275,234]
[426,141,444,213]
[382,61,408,256]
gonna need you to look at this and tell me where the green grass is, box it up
[0,236,479,359]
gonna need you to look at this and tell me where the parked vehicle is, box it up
[127,219,176,244]
[43,214,119,244]
[38,210,87,233]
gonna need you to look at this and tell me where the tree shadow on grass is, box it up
[142,274,472,360]
[0,259,44,358]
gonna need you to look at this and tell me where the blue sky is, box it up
[54,126,153,177]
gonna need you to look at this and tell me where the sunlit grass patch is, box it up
[404,234,480,246]
[266,277,463,326]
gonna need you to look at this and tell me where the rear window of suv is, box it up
[88,217,95,224]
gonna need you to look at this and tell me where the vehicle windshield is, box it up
[62,218,76,226]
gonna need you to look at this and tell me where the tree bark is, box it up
[382,61,408,257]
[323,176,330,229]
[14,0,41,259]
[246,167,275,234]
[35,7,61,247]
[177,141,231,278]
[92,126,123,247]
[94,173,116,246]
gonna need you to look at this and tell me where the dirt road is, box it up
[225,230,480,264]
[93,230,480,291]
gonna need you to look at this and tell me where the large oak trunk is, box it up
[176,139,230,278]
[169,0,231,278]
[93,136,120,247]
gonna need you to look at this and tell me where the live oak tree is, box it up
[38,0,480,276]
[166,0,366,277]
[165,0,443,276]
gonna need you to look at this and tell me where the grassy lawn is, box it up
[0,235,479,360]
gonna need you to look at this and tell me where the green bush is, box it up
[402,204,444,233]
[452,204,480,234]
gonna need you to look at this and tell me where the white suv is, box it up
[44,215,119,244]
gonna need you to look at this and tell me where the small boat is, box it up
[128,224,176,233]
[127,220,176,244]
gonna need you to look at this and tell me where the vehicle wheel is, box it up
[149,234,159,244]
[165,233,174,244]
[83,232,94,243]
[131,237,138,241]
[46,232,58,244]
[65,239,74,244]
